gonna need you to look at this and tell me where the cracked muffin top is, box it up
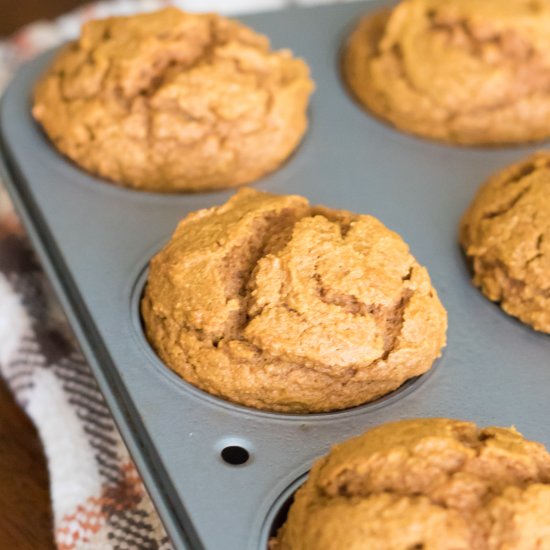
[272,418,550,550]
[343,0,550,145]
[141,188,447,413]
[32,8,313,192]
[460,152,550,334]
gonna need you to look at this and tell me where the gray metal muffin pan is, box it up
[1,1,550,548]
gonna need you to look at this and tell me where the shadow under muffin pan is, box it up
[1,1,549,549]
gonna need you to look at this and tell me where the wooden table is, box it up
[0,0,91,532]
[0,376,55,549]
[1,0,89,37]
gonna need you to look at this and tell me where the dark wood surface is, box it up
[0,0,89,37]
[0,376,55,549]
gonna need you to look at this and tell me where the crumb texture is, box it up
[141,188,447,413]
[460,152,550,333]
[272,418,550,549]
[343,0,550,145]
[32,8,313,191]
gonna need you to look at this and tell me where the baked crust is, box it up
[343,0,550,145]
[33,8,314,191]
[141,188,447,413]
[460,152,550,333]
[273,418,550,549]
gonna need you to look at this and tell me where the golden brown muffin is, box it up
[272,418,550,550]
[141,188,447,413]
[32,8,313,192]
[460,153,550,333]
[343,0,550,145]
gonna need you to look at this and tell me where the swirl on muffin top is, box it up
[33,8,313,191]
[460,152,550,333]
[343,0,550,145]
[272,418,550,549]
[141,189,447,413]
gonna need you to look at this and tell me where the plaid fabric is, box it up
[0,0,351,547]
[0,224,172,549]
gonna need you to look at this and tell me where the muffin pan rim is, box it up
[259,471,309,549]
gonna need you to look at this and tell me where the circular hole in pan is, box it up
[221,445,250,466]
[131,262,440,421]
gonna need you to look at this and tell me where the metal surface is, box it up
[1,2,549,548]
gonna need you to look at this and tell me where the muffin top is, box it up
[460,152,550,333]
[343,0,550,145]
[273,418,550,549]
[33,8,313,191]
[141,188,447,413]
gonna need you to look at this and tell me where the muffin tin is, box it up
[1,1,549,549]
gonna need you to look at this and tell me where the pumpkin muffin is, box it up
[272,418,550,549]
[343,0,550,145]
[32,8,313,192]
[141,188,447,413]
[460,152,550,333]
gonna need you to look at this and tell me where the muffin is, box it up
[141,188,447,413]
[460,153,550,333]
[32,8,313,192]
[272,418,550,549]
[343,0,550,145]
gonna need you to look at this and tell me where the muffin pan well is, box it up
[1,2,549,549]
